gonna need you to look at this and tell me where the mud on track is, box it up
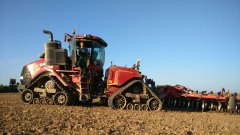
[0,93,240,134]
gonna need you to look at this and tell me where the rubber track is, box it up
[26,75,44,89]
[108,80,161,109]
[27,75,73,105]
[26,75,65,91]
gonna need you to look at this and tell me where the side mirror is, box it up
[136,59,141,70]
[64,33,72,42]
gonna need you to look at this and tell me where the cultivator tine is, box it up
[171,99,174,106]
[162,98,165,105]
[196,101,199,111]
[178,99,182,107]
[210,102,214,111]
[170,99,172,106]
[174,99,177,107]
[187,100,191,109]
[218,102,222,112]
[183,100,187,108]
[168,98,171,106]
[191,100,195,108]
[160,95,238,114]
[201,100,205,112]
[235,106,238,114]
[162,98,166,106]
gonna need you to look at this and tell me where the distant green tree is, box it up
[0,84,18,93]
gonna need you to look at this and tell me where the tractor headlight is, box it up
[20,76,23,80]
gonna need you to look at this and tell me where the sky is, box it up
[0,0,239,92]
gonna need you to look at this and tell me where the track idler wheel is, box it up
[112,94,127,109]
[141,104,148,111]
[54,91,70,106]
[126,103,134,110]
[178,99,182,107]
[147,97,162,111]
[33,98,40,104]
[21,89,34,104]
[47,98,54,105]
[182,100,186,108]
[40,98,47,105]
[134,104,141,111]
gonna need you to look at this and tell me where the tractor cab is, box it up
[65,33,108,98]
[66,34,107,69]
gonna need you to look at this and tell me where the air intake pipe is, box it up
[43,30,53,42]
[42,30,67,66]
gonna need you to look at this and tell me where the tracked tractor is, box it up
[18,30,162,111]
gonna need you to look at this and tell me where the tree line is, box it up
[0,85,18,93]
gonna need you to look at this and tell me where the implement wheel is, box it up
[54,91,70,106]
[21,89,34,104]
[147,97,162,111]
[112,95,127,109]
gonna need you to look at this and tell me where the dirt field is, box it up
[0,93,240,135]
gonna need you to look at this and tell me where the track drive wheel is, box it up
[54,91,70,106]
[147,97,162,111]
[112,94,127,109]
[21,89,34,104]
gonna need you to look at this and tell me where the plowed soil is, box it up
[0,93,240,135]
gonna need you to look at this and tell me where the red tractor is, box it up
[18,30,162,111]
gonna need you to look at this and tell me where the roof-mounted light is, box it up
[84,34,91,37]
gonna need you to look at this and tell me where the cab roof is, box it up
[67,34,108,47]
